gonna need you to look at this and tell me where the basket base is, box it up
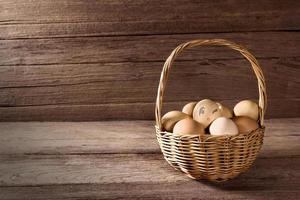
[157,127,265,182]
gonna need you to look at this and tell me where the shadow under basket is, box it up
[154,39,267,182]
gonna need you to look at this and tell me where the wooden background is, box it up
[0,0,299,121]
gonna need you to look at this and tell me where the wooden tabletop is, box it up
[0,118,299,200]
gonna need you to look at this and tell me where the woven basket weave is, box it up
[155,39,267,182]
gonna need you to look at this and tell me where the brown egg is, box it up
[173,118,205,136]
[193,99,223,128]
[233,116,259,133]
[216,102,233,118]
[182,102,197,116]
[161,111,190,132]
[234,100,259,121]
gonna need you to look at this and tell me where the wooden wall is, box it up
[0,0,299,121]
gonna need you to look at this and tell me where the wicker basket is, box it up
[155,39,267,182]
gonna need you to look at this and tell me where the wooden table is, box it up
[0,118,299,199]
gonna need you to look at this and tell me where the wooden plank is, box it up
[0,0,299,39]
[0,32,299,66]
[0,119,299,156]
[2,0,299,25]
[0,184,299,200]
[0,154,299,187]
[0,58,299,106]
[0,121,160,155]
[0,99,299,121]
[266,118,300,135]
[0,154,299,188]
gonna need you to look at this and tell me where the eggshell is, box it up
[209,117,238,136]
[216,102,233,118]
[233,116,259,133]
[182,102,197,116]
[173,118,205,136]
[234,100,259,121]
[161,111,190,131]
[193,99,223,128]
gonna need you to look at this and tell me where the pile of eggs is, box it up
[162,99,260,137]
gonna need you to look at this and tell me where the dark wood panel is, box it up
[0,32,299,66]
[0,58,299,107]
[0,119,299,155]
[0,99,299,121]
[2,0,298,24]
[1,183,299,200]
[0,0,299,39]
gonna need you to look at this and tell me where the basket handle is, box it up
[155,39,267,129]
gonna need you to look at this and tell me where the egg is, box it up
[193,99,223,128]
[234,100,259,121]
[161,111,190,132]
[233,116,259,133]
[216,102,233,118]
[182,102,197,116]
[173,118,205,136]
[209,117,238,136]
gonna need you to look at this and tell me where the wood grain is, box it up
[0,58,299,105]
[0,35,299,120]
[0,98,299,121]
[0,183,299,200]
[0,119,299,199]
[0,154,299,187]
[0,0,299,39]
[1,32,299,66]
[0,119,299,156]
